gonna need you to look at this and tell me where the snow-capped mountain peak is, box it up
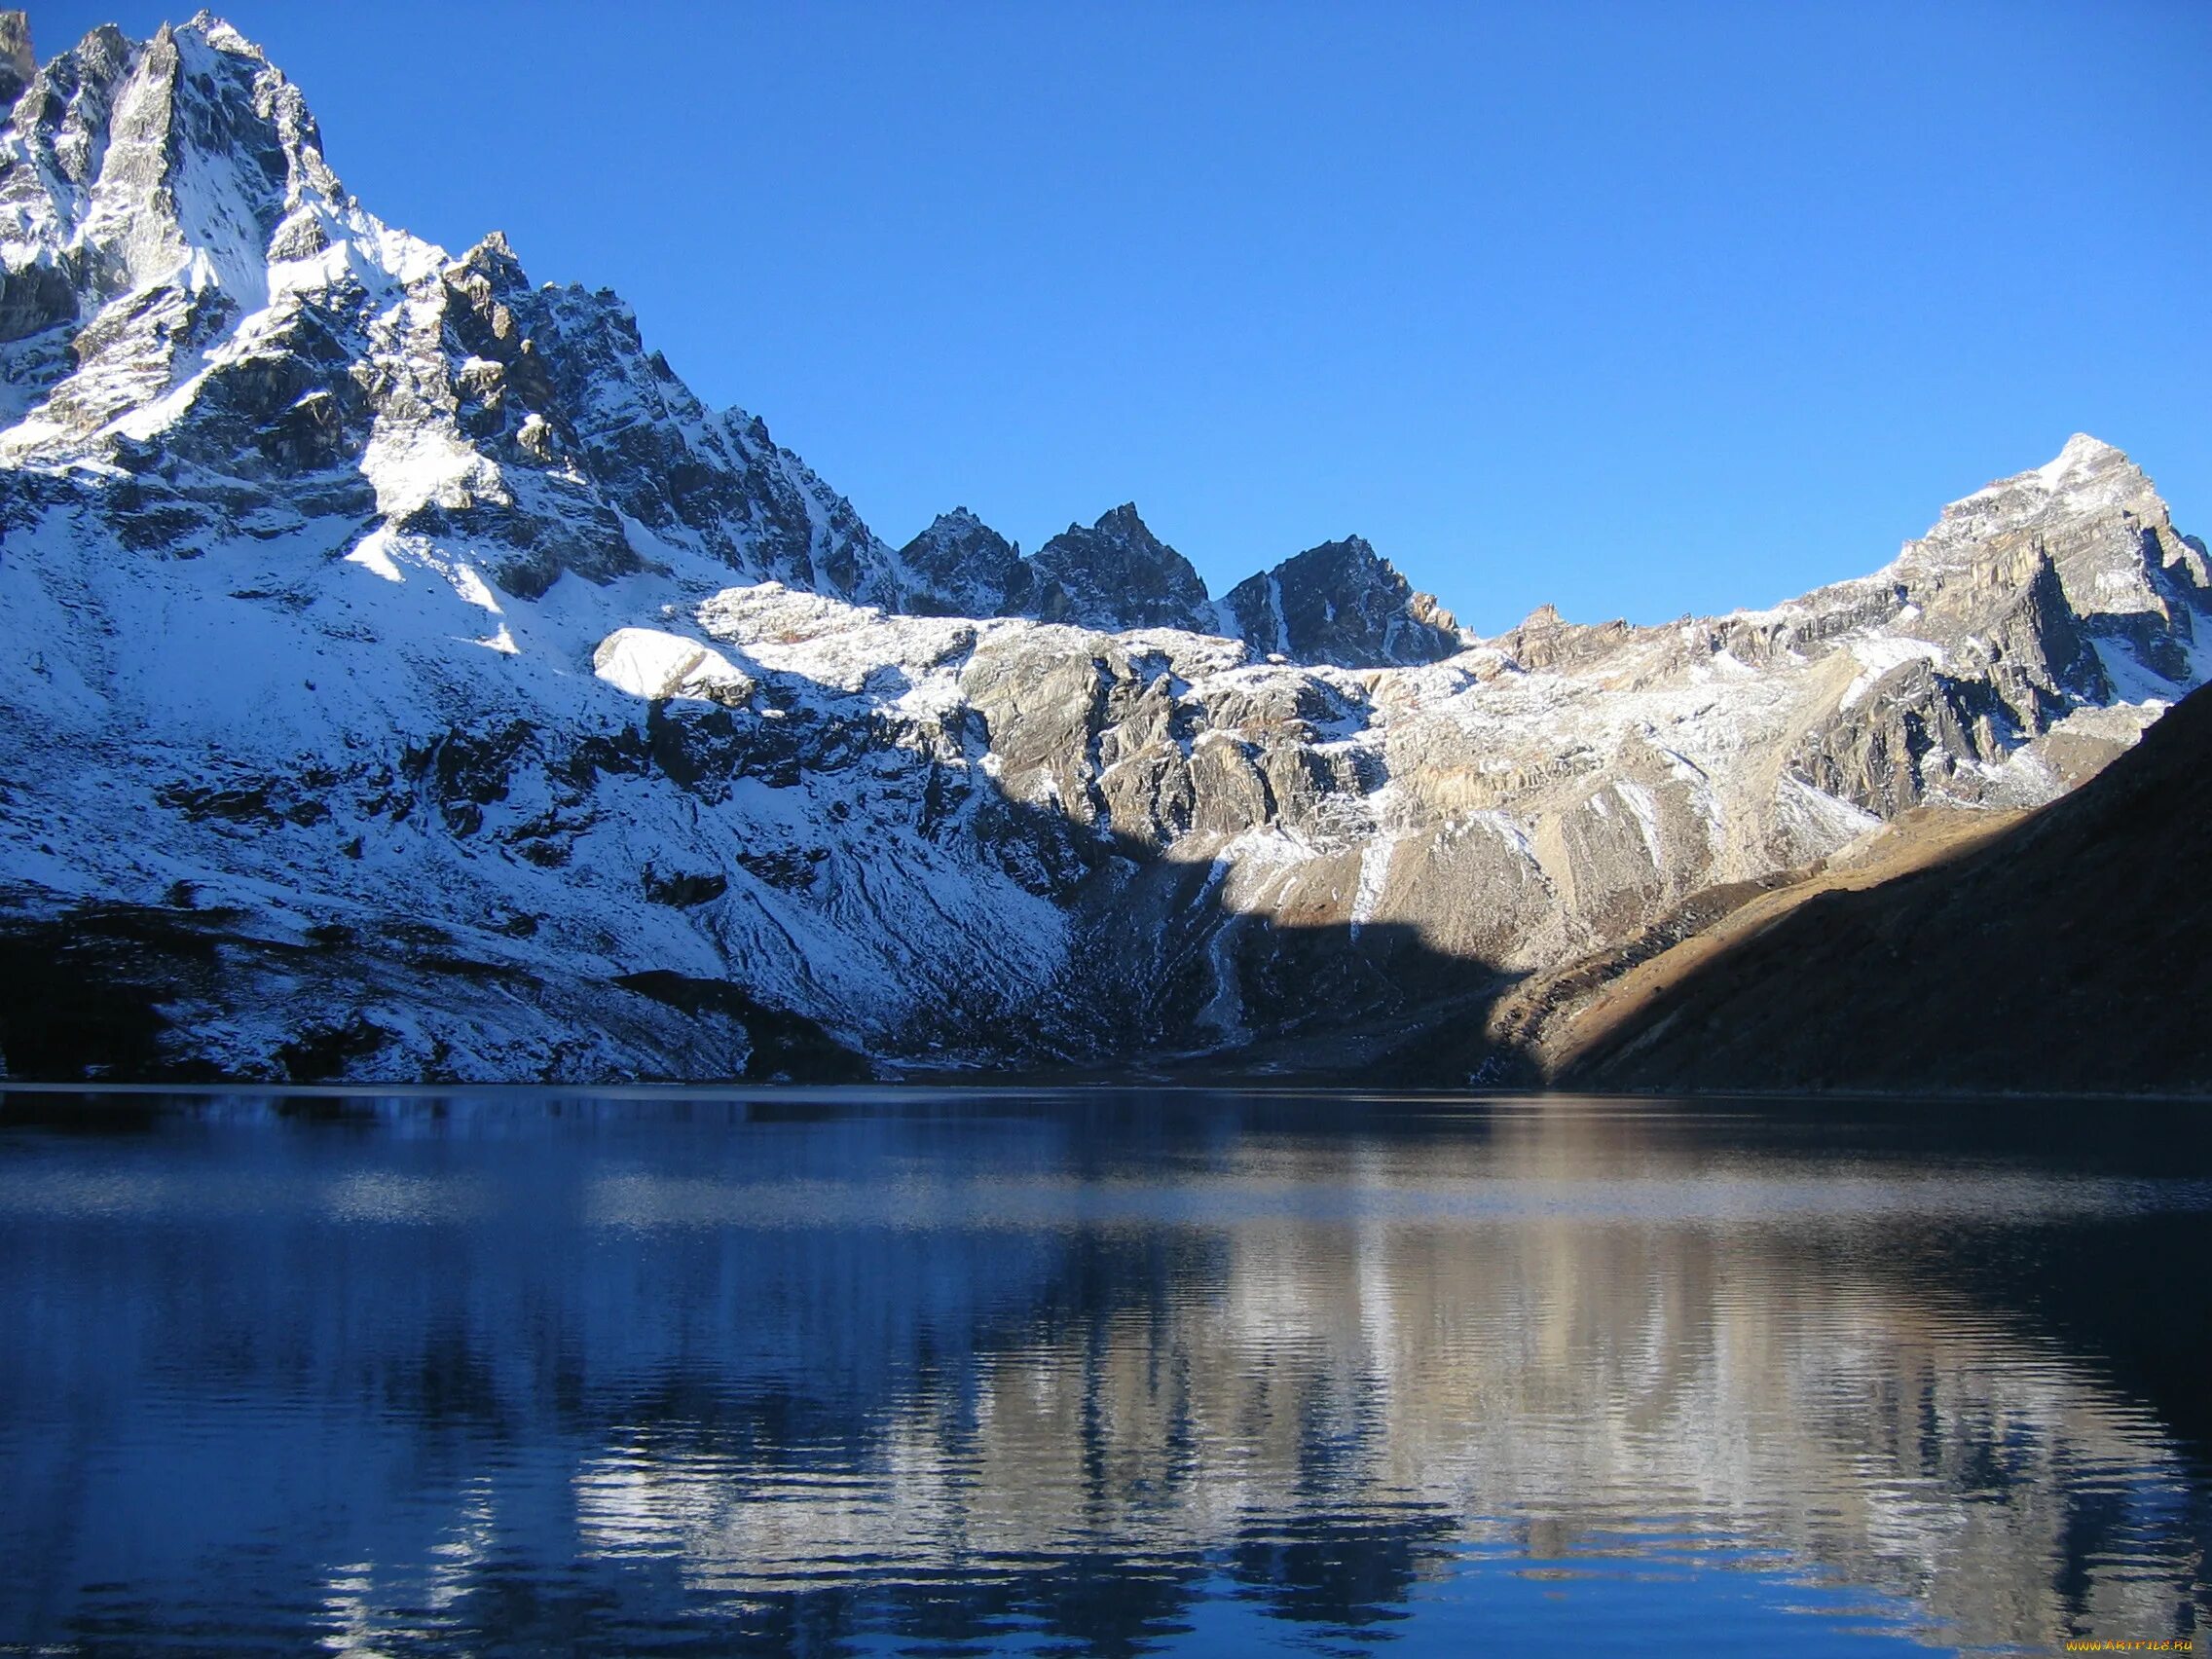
[2,13,2207,1085]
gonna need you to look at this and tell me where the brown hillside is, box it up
[1550,683,2212,1094]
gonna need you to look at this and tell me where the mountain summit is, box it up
[1217,537,1462,667]
[2,15,2207,1084]
[1021,504,1211,632]
[0,11,909,607]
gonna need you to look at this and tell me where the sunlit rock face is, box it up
[3,13,2210,1080]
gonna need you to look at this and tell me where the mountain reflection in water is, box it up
[0,1090,2204,1656]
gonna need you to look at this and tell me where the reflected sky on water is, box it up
[0,1089,2205,1656]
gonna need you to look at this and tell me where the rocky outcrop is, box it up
[1,15,2208,1085]
[1019,503,1212,632]
[897,508,1024,618]
[1216,536,1461,667]
[0,11,32,104]
[900,511,1460,667]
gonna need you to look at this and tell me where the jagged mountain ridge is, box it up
[893,505,1458,669]
[0,9,1457,657]
[1,12,2207,1083]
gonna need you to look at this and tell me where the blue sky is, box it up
[30,1,2210,632]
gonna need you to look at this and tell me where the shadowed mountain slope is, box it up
[1547,681,2212,1094]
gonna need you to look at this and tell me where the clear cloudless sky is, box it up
[26,1,2211,631]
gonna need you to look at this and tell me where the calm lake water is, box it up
[0,1089,2205,1657]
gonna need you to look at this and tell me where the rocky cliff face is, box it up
[1536,675,2212,1095]
[2,13,2206,1083]
[1019,503,1213,632]
[0,15,907,606]
[894,500,1216,633]
[1216,535,1460,668]
[896,508,1023,619]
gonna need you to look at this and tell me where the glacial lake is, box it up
[0,1090,2205,1656]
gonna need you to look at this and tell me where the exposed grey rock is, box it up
[897,508,1023,617]
[0,11,31,104]
[0,262,74,344]
[0,22,907,607]
[1216,535,1462,666]
[1021,503,1212,631]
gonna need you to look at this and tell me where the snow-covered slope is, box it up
[3,13,2207,1081]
